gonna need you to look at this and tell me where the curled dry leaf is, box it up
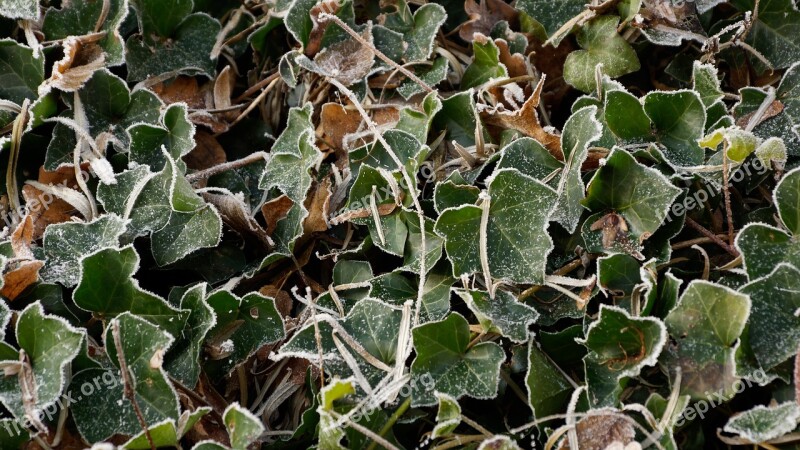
[202,192,273,250]
[21,166,84,240]
[2,216,43,301]
[306,0,341,56]
[313,25,375,86]
[39,36,106,95]
[185,130,227,172]
[480,76,563,159]
[303,177,332,233]
[261,194,295,235]
[557,414,636,450]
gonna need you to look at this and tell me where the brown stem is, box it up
[112,320,156,450]
[722,146,736,247]
[186,151,269,183]
[685,217,739,257]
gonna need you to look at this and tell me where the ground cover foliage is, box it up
[0,0,799,448]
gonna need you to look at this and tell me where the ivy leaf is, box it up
[397,56,448,99]
[580,305,666,407]
[461,35,507,89]
[204,290,284,377]
[563,16,640,93]
[0,0,38,20]
[164,283,216,388]
[730,0,800,69]
[778,62,800,142]
[723,402,800,444]
[456,289,539,343]
[42,214,127,286]
[46,69,162,169]
[583,148,681,253]
[643,90,707,166]
[410,312,505,406]
[126,0,221,80]
[223,403,265,450]
[403,3,447,62]
[369,269,454,323]
[551,105,603,232]
[151,205,223,266]
[774,166,800,235]
[0,39,44,104]
[42,0,129,66]
[123,408,210,449]
[515,0,585,39]
[431,392,461,439]
[526,338,573,420]
[435,168,557,285]
[478,436,522,450]
[73,245,187,337]
[0,302,83,421]
[664,280,750,399]
[739,263,800,370]
[129,103,195,169]
[276,299,401,386]
[604,89,652,143]
[693,61,725,108]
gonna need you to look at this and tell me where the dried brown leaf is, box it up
[558,414,636,450]
[314,26,375,86]
[184,130,227,172]
[303,178,332,233]
[261,195,295,235]
[1,260,43,301]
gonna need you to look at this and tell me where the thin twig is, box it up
[685,217,739,257]
[317,13,438,97]
[112,320,156,450]
[722,145,736,247]
[187,151,269,182]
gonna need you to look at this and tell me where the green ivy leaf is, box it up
[456,289,538,343]
[664,280,750,399]
[0,39,44,104]
[164,283,216,387]
[515,0,585,39]
[526,338,573,420]
[123,408,210,449]
[604,89,652,142]
[42,214,127,286]
[129,103,195,169]
[435,168,557,285]
[739,263,800,370]
[692,61,724,108]
[643,90,706,166]
[580,305,666,407]
[276,299,401,386]
[563,16,640,93]
[774,166,800,235]
[126,0,221,80]
[723,402,800,444]
[431,392,461,439]
[42,0,129,66]
[223,403,265,450]
[552,105,603,232]
[73,245,187,336]
[0,0,38,20]
[730,0,800,69]
[410,312,505,406]
[151,204,223,266]
[0,302,84,420]
[205,290,284,377]
[461,36,507,89]
[583,148,681,253]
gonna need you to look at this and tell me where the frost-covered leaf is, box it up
[204,290,284,376]
[774,166,800,236]
[42,0,129,66]
[478,436,522,450]
[129,103,195,168]
[164,283,215,387]
[0,0,38,20]
[435,168,557,284]
[369,269,453,323]
[563,16,640,93]
[126,0,221,80]
[73,245,187,336]
[643,90,706,166]
[432,392,461,439]
[723,402,800,444]
[664,281,750,399]
[739,263,800,370]
[730,0,800,69]
[123,408,209,449]
[580,305,666,407]
[151,205,223,266]
[42,214,127,286]
[0,39,44,104]
[456,289,538,343]
[693,61,724,108]
[461,35,507,89]
[779,62,800,141]
[604,89,652,143]
[526,338,573,419]
[515,0,585,38]
[276,299,400,386]
[583,148,681,253]
[551,105,603,232]
[403,3,447,62]
[0,302,83,421]
[223,403,265,450]
[410,312,505,406]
